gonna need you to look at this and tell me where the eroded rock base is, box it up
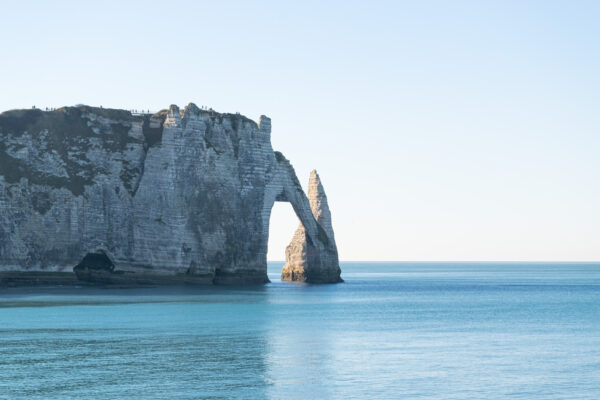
[0,272,80,288]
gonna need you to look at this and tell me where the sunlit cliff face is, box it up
[0,104,340,286]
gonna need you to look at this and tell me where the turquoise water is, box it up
[1,262,599,399]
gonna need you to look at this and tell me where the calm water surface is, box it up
[0,262,599,399]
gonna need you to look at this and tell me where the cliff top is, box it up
[0,103,263,130]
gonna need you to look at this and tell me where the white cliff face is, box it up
[282,170,342,283]
[307,170,335,241]
[0,104,341,285]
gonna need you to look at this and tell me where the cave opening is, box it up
[73,251,115,274]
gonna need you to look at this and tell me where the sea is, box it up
[0,262,598,400]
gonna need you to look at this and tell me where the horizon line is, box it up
[267,260,600,263]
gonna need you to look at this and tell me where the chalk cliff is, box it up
[0,104,341,285]
[282,171,342,283]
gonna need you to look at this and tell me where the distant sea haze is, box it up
[0,261,598,399]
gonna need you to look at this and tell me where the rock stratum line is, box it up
[0,104,342,286]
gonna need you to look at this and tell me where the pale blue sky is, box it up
[1,1,598,260]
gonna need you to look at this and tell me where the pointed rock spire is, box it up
[307,170,335,242]
[281,170,342,283]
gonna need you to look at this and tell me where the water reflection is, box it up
[0,262,599,399]
[0,286,272,399]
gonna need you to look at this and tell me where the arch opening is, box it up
[267,201,302,279]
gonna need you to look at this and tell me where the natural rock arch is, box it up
[261,163,342,283]
[0,104,342,285]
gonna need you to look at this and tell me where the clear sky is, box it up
[1,1,598,261]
